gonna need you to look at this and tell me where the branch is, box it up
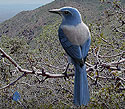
[0,73,26,90]
[0,48,124,90]
[99,51,124,58]
[0,48,94,90]
[101,63,124,71]
[0,48,29,73]
[95,75,125,82]
[110,59,125,65]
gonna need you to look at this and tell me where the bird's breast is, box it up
[60,22,90,45]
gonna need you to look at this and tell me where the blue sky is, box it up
[0,0,54,22]
[0,0,54,5]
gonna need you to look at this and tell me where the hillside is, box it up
[0,0,124,108]
[0,0,102,39]
[0,4,44,23]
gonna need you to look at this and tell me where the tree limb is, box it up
[0,48,124,90]
[0,48,94,90]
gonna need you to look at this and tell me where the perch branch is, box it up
[0,48,124,90]
[0,48,94,90]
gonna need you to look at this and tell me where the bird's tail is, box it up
[74,63,90,106]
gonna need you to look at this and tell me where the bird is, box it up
[49,7,91,106]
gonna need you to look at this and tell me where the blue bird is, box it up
[49,7,91,106]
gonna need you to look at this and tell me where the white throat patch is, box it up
[60,22,90,45]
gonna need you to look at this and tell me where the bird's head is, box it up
[49,7,82,25]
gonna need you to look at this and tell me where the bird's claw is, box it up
[62,63,70,80]
[63,72,69,80]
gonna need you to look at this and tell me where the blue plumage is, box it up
[49,7,91,106]
[74,64,89,105]
[58,28,83,64]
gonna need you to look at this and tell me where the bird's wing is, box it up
[58,27,90,65]
[81,36,91,61]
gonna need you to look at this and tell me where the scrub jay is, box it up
[49,7,91,106]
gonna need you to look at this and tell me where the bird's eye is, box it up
[64,11,69,15]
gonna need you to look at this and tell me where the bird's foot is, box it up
[62,63,70,80]
[62,71,69,80]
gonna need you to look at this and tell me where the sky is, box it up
[0,0,54,22]
[0,0,54,5]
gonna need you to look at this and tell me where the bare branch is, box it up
[0,47,124,90]
[95,75,125,82]
[99,51,124,58]
[0,72,26,90]
[110,59,125,65]
[0,48,95,90]
[42,63,65,70]
[0,48,22,72]
[20,81,36,87]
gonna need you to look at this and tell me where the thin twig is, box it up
[0,48,95,90]
[99,51,124,58]
[0,47,124,90]
[0,73,26,90]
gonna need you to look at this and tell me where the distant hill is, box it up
[0,0,113,38]
[0,4,43,23]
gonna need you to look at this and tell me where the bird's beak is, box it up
[49,9,61,14]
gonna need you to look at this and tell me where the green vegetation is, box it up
[0,0,125,108]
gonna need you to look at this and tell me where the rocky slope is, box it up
[0,0,101,38]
